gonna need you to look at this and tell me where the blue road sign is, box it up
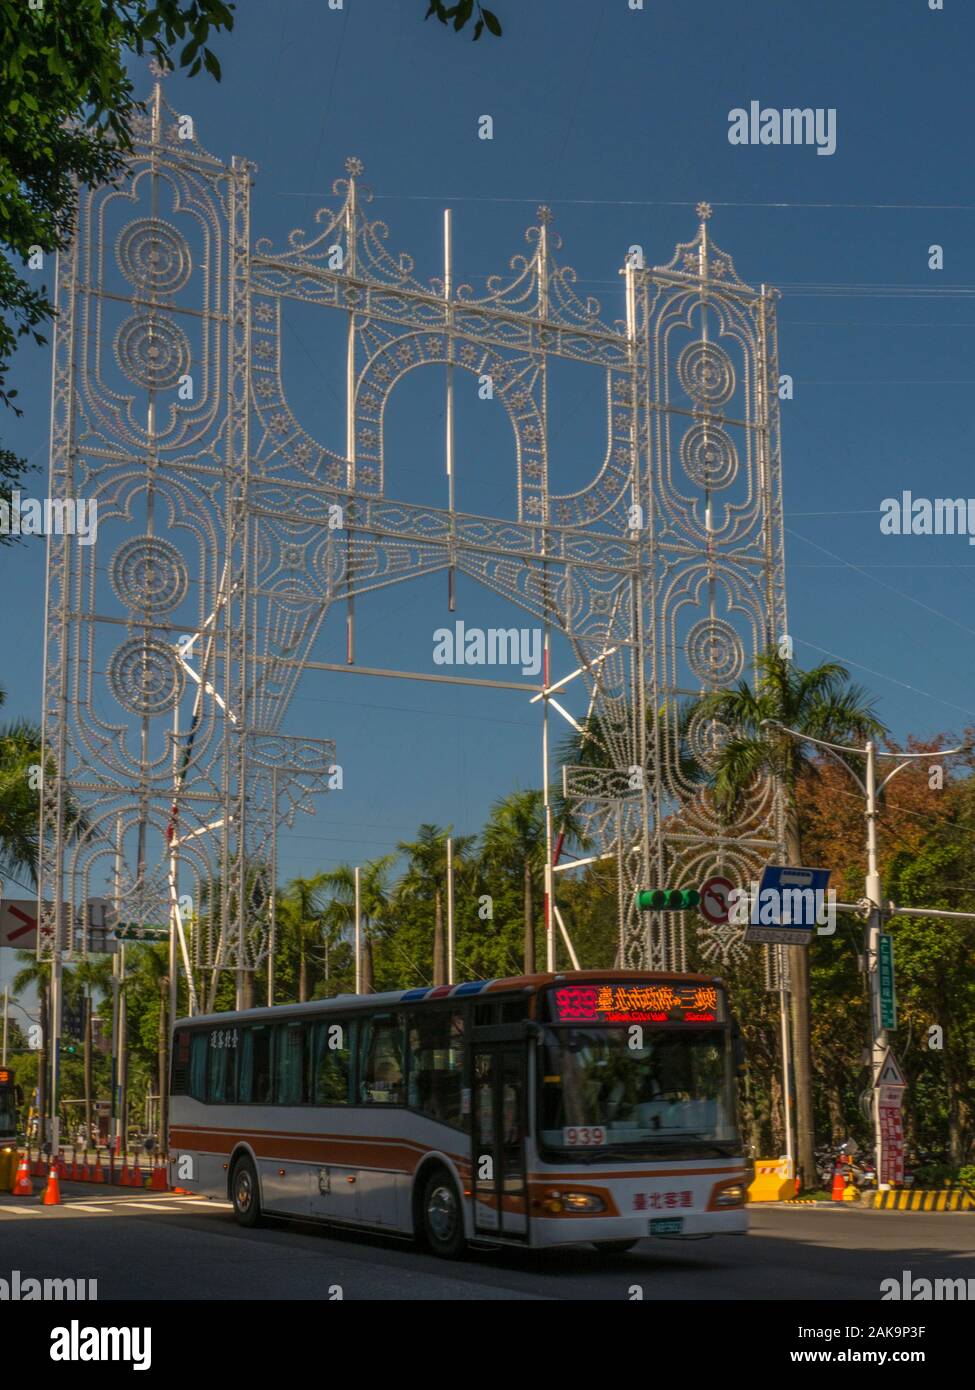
[745,864,832,945]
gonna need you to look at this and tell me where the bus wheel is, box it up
[421,1168,466,1259]
[231,1155,263,1229]
[592,1239,639,1253]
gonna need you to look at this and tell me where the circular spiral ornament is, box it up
[110,535,188,614]
[114,313,190,389]
[686,618,745,685]
[116,219,191,293]
[680,422,738,490]
[686,712,737,771]
[108,637,184,716]
[677,340,735,406]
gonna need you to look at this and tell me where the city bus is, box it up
[168,971,748,1256]
[0,1067,19,1143]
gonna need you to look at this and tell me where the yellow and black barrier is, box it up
[872,1188,974,1211]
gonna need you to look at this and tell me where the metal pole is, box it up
[864,741,886,1188]
[268,769,277,1008]
[446,835,455,986]
[354,865,362,995]
[2,985,7,1067]
[779,952,795,1172]
[444,207,456,612]
[542,632,555,971]
[119,941,127,1151]
[50,946,61,1156]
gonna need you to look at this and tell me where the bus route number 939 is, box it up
[562,1126,606,1147]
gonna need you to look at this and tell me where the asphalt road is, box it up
[1,1182,972,1300]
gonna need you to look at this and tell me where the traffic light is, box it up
[635,888,701,911]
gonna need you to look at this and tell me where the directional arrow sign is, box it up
[0,901,37,949]
[875,1047,907,1089]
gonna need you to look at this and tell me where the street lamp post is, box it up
[762,719,971,1188]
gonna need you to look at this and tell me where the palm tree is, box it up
[12,952,48,1147]
[691,648,885,1188]
[395,829,474,985]
[278,875,329,1003]
[481,791,548,974]
[67,957,113,1141]
[0,704,44,884]
[320,856,397,993]
[0,685,89,885]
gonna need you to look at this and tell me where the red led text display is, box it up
[551,982,719,1024]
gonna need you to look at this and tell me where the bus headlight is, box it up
[712,1181,746,1207]
[545,1189,606,1214]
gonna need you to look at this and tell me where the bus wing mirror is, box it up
[523,1021,543,1042]
[731,1023,745,1075]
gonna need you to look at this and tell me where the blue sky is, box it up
[2,0,974,906]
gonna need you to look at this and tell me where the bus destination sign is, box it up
[551,982,719,1025]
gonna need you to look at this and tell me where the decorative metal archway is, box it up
[39,81,786,981]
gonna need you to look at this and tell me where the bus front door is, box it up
[471,1041,528,1240]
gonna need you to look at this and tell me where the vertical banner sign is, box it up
[878,933,897,1030]
[879,1100,905,1186]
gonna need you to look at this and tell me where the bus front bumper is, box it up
[530,1208,748,1247]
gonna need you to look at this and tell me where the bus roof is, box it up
[175,969,725,1030]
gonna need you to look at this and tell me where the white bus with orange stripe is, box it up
[168,971,748,1256]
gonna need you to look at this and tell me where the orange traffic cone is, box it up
[150,1162,168,1191]
[119,1160,132,1187]
[12,1154,33,1197]
[91,1157,104,1184]
[831,1158,847,1202]
[42,1161,62,1205]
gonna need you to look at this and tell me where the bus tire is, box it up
[231,1154,263,1229]
[592,1239,639,1253]
[420,1167,466,1260]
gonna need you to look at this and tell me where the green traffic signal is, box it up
[635,887,701,911]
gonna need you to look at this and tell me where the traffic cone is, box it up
[831,1160,846,1202]
[79,1158,89,1182]
[42,1162,62,1205]
[119,1160,132,1187]
[91,1157,104,1184]
[12,1154,33,1197]
[150,1162,168,1191]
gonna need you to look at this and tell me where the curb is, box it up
[871,1189,974,1212]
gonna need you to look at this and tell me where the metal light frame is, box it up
[39,83,787,982]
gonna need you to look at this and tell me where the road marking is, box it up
[0,1203,44,1215]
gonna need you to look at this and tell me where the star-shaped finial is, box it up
[345,156,364,177]
[148,57,172,79]
[536,205,554,225]
[696,201,713,222]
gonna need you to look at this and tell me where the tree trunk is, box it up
[433,888,446,986]
[37,978,48,1152]
[785,805,817,1189]
[362,931,374,995]
[523,859,535,974]
[83,990,93,1140]
[158,978,168,1149]
[298,943,308,1004]
[827,1079,845,1147]
[240,971,254,1011]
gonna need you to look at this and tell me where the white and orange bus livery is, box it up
[168,970,748,1256]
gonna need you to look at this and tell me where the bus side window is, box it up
[189,1033,207,1101]
[207,1029,236,1103]
[238,1025,273,1105]
[359,1014,405,1105]
[273,1022,307,1105]
[407,1010,464,1127]
[312,1020,354,1104]
[171,1029,191,1095]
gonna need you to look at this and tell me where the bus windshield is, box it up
[0,1084,17,1139]
[539,1026,739,1159]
